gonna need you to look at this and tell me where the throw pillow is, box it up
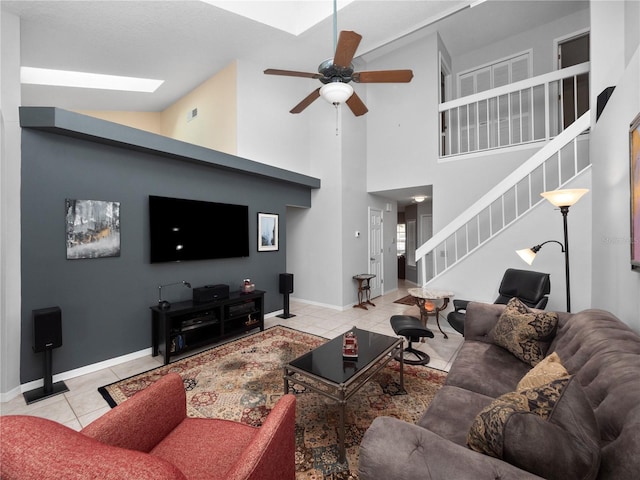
[491,297,558,366]
[517,351,569,391]
[467,376,600,480]
[467,376,570,458]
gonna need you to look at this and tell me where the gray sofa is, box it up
[359,302,640,480]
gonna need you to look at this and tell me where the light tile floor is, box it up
[0,280,463,431]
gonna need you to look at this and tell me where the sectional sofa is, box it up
[359,301,640,479]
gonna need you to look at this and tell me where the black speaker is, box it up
[193,284,229,303]
[596,86,615,121]
[24,306,68,404]
[277,273,295,319]
[32,306,62,353]
[279,273,294,294]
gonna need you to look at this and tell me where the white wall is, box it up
[366,32,440,196]
[0,11,22,400]
[236,59,314,175]
[452,8,590,88]
[590,0,640,330]
[285,109,345,308]
[340,108,372,304]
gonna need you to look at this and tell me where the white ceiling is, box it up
[2,0,588,113]
[1,0,588,207]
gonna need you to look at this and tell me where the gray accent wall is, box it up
[20,108,319,383]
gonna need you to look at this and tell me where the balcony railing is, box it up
[439,62,590,157]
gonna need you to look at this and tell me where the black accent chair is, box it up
[446,268,551,336]
[390,315,435,365]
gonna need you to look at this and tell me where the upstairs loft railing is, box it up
[440,62,590,157]
[417,110,591,283]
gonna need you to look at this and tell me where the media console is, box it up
[151,290,265,365]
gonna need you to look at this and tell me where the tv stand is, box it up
[151,290,264,365]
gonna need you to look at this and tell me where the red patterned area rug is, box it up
[99,325,446,480]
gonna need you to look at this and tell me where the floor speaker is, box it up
[24,306,69,404]
[32,306,63,352]
[277,273,295,319]
[279,273,294,294]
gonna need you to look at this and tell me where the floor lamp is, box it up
[516,188,588,312]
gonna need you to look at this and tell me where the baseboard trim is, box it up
[0,348,153,403]
[290,296,345,311]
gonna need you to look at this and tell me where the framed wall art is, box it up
[630,112,640,271]
[258,212,278,252]
[65,199,121,259]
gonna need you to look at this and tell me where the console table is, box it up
[353,274,376,310]
[151,290,264,365]
[408,288,454,339]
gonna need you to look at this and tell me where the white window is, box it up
[396,223,406,255]
[458,51,532,97]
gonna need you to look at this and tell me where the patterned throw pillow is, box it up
[491,297,558,366]
[517,351,569,391]
[467,376,570,458]
[467,376,601,480]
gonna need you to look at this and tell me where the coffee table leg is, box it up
[399,342,404,391]
[283,367,289,394]
[338,391,346,464]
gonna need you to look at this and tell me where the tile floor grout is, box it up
[0,280,463,430]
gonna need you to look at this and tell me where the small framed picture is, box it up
[258,213,278,252]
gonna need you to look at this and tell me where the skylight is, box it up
[203,0,355,36]
[20,67,164,93]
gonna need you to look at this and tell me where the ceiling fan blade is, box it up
[264,69,322,79]
[353,70,414,83]
[333,31,362,68]
[290,88,321,114]
[346,91,368,117]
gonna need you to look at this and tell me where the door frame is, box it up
[368,207,384,298]
[554,28,590,129]
[439,52,452,157]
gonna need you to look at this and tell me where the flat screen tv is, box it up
[149,195,249,263]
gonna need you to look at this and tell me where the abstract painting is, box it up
[66,199,121,259]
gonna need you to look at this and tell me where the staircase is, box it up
[416,110,591,285]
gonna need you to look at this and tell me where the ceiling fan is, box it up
[264,29,414,117]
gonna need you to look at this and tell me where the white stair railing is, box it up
[417,110,591,283]
[440,62,590,157]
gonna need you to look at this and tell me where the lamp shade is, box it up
[540,188,589,207]
[414,195,426,203]
[320,82,353,104]
[516,248,536,265]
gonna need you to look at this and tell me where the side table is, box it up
[408,288,454,338]
[353,274,376,310]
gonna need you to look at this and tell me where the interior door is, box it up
[559,33,590,128]
[368,208,383,298]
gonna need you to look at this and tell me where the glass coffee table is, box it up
[283,327,404,463]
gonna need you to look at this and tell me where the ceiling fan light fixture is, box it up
[320,82,353,105]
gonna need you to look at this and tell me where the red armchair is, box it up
[1,373,296,480]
